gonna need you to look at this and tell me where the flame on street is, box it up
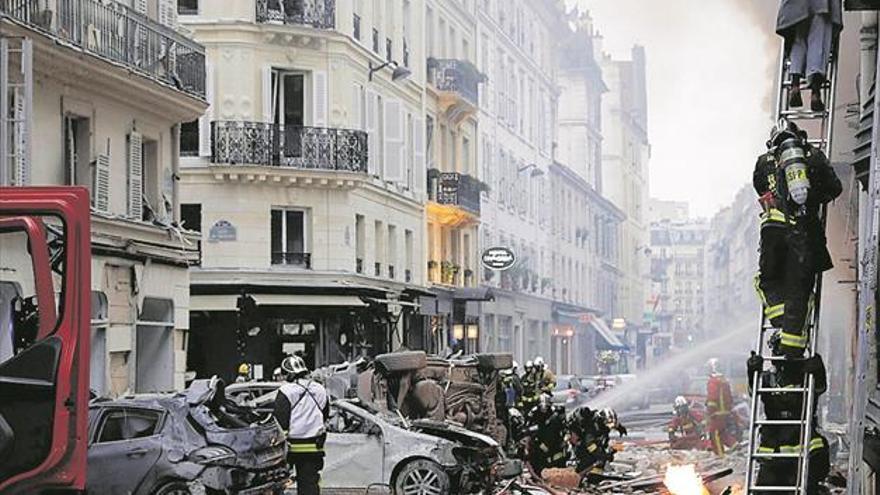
[663,464,709,495]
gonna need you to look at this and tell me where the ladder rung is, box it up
[755,419,804,426]
[757,387,807,393]
[779,110,829,120]
[751,452,803,459]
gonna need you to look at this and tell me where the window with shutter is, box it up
[127,132,144,220]
[413,117,425,195]
[312,71,328,127]
[95,154,111,212]
[262,66,273,123]
[198,62,214,156]
[366,91,379,176]
[383,99,403,182]
[158,0,177,28]
[13,89,30,186]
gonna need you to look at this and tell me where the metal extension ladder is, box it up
[0,35,32,187]
[744,22,840,495]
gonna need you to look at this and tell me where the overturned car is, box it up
[87,378,288,495]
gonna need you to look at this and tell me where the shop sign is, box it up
[481,247,516,270]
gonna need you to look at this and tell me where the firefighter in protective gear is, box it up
[273,355,329,495]
[525,395,568,476]
[501,362,524,408]
[533,356,557,395]
[753,119,842,358]
[706,359,736,456]
[236,363,251,383]
[747,333,830,495]
[667,396,705,450]
[568,407,627,483]
[518,360,540,412]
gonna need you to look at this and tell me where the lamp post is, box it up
[369,61,412,82]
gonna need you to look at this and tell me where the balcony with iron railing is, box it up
[427,58,483,110]
[256,0,335,29]
[211,121,368,172]
[427,168,483,217]
[1,0,205,99]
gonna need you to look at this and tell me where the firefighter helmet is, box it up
[281,355,309,378]
[673,396,689,416]
[706,358,720,375]
[768,117,802,148]
[525,360,534,371]
[599,407,618,429]
[237,363,250,375]
[512,360,520,374]
[534,356,545,369]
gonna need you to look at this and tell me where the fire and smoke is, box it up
[663,464,709,495]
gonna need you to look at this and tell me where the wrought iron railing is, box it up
[427,169,483,215]
[427,58,483,106]
[256,0,334,29]
[271,251,311,268]
[1,0,206,99]
[211,121,368,172]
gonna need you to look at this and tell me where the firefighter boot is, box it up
[789,75,803,108]
[809,75,825,113]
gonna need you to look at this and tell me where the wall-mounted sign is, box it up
[481,247,516,271]
[208,220,237,242]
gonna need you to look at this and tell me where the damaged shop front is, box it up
[405,286,493,356]
[188,284,423,383]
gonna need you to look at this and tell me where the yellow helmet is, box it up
[237,363,250,375]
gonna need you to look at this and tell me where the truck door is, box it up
[0,187,91,494]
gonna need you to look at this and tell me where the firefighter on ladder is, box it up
[747,333,830,494]
[706,358,736,456]
[753,119,841,359]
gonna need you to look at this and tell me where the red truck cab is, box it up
[0,187,91,493]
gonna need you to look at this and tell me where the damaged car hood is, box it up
[409,418,500,449]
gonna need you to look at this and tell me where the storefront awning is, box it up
[190,295,239,311]
[251,294,368,307]
[590,318,627,350]
[453,287,494,301]
[190,294,369,310]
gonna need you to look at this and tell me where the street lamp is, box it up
[369,60,412,82]
[517,163,544,177]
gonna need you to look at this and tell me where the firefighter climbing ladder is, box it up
[744,30,840,495]
[0,35,33,186]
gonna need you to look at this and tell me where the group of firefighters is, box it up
[497,358,629,482]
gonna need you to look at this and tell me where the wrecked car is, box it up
[86,378,288,495]
[323,399,516,494]
[361,351,513,444]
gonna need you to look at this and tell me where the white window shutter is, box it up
[351,83,361,130]
[127,132,143,220]
[366,90,378,176]
[13,90,30,186]
[134,0,147,14]
[262,66,273,123]
[199,61,214,156]
[383,99,403,182]
[413,117,425,194]
[313,71,328,127]
[95,154,111,212]
[158,0,177,28]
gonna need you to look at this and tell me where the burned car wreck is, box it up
[87,377,288,495]
[322,399,516,494]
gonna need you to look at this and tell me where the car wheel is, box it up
[375,351,427,372]
[153,481,192,495]
[394,459,451,495]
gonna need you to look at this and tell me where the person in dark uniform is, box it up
[748,333,830,494]
[753,119,841,358]
[524,395,568,476]
[567,407,627,484]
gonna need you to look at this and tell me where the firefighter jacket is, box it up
[538,369,557,395]
[274,378,330,454]
[747,355,827,453]
[753,146,842,272]
[667,410,704,440]
[569,411,613,473]
[527,405,568,469]
[518,372,540,410]
[706,373,733,418]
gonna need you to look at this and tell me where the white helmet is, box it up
[534,356,545,368]
[599,407,618,429]
[674,396,688,408]
[512,361,520,373]
[282,355,309,378]
[272,367,283,380]
[525,360,534,371]
[706,358,720,375]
